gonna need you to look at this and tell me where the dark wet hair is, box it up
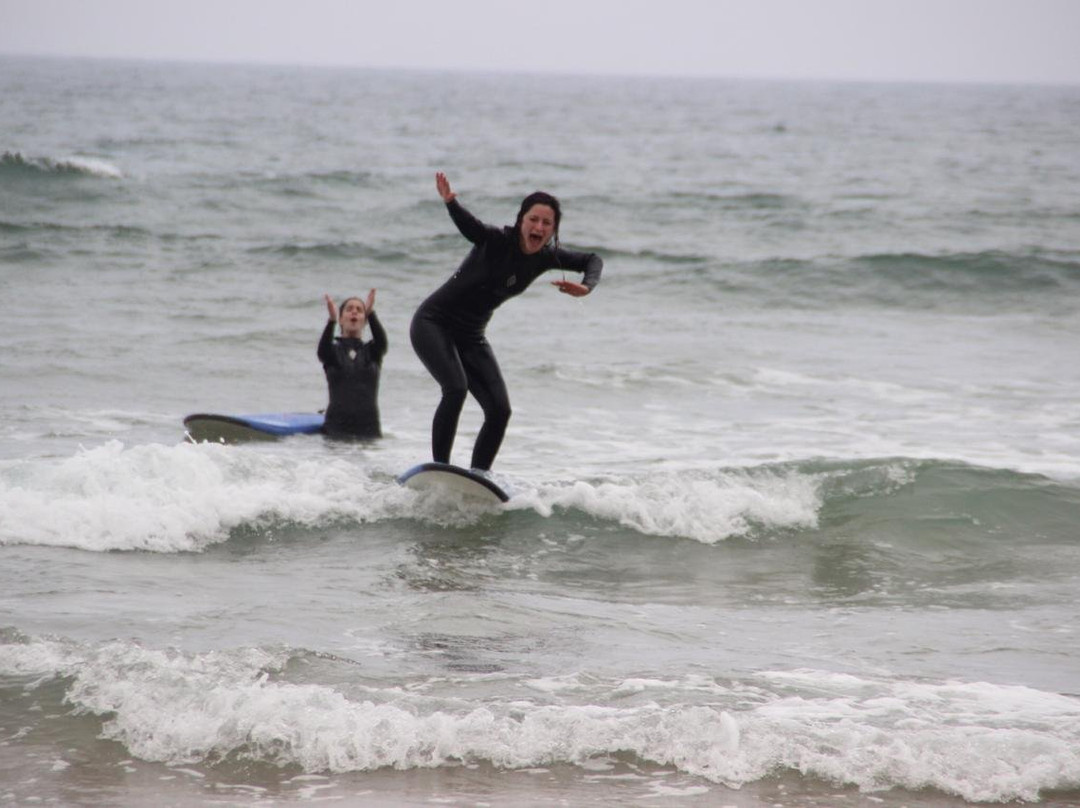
[514,191,562,250]
[337,297,365,319]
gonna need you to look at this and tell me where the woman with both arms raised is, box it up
[410,171,603,472]
[319,290,387,440]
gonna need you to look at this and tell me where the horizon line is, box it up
[3,49,1078,90]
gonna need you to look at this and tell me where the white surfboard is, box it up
[397,462,510,503]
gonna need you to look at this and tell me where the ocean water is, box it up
[1,54,1079,807]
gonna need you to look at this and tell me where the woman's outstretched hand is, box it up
[365,288,376,313]
[324,293,337,321]
[435,171,456,203]
[552,280,590,297]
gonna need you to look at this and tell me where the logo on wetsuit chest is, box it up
[348,349,357,361]
[505,274,517,288]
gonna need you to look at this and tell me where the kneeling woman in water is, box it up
[319,290,387,439]
[410,172,603,471]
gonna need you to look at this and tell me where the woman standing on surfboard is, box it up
[319,290,387,439]
[410,172,602,471]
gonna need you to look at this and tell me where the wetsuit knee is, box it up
[441,384,468,409]
[485,400,511,426]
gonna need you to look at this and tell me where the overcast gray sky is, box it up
[2,0,1078,85]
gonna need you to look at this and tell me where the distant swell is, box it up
[248,242,410,261]
[667,190,796,210]
[0,151,123,179]
[852,249,1080,293]
[650,248,1080,310]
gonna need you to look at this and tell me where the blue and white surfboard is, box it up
[183,412,324,443]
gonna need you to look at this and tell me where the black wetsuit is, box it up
[410,198,602,469]
[318,311,387,439]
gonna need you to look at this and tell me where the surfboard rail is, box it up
[397,462,510,503]
[183,412,324,443]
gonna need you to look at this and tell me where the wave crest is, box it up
[513,468,823,544]
[0,151,123,179]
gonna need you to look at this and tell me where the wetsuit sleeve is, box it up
[554,248,603,290]
[367,310,388,361]
[317,319,337,366]
[446,198,497,245]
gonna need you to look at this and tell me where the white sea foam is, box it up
[750,669,1080,802]
[2,637,1077,802]
[0,440,410,552]
[513,468,823,543]
[59,155,124,178]
[0,441,830,551]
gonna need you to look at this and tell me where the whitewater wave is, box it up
[2,633,1077,802]
[510,468,823,544]
[0,441,411,552]
[2,441,1075,553]
[0,441,836,551]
